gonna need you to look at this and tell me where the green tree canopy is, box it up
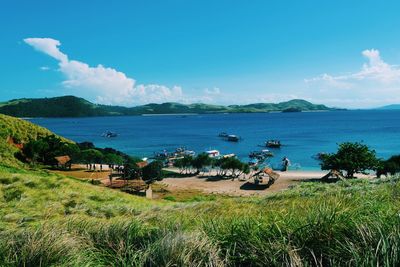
[142,161,163,184]
[320,142,379,178]
[79,149,104,164]
[192,153,212,173]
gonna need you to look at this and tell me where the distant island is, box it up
[377,104,400,110]
[0,95,339,118]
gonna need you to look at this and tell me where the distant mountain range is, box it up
[0,96,339,118]
[377,104,400,110]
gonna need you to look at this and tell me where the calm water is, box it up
[28,110,400,170]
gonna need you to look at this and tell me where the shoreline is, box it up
[160,169,375,197]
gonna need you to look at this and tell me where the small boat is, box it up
[266,140,281,148]
[227,135,240,142]
[249,149,274,159]
[206,150,220,157]
[153,150,170,160]
[102,131,118,138]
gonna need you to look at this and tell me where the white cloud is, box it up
[40,66,50,71]
[24,37,184,105]
[306,49,400,84]
[25,38,68,62]
[303,49,400,108]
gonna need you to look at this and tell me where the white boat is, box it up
[206,150,220,157]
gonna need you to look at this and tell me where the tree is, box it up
[123,160,141,180]
[376,155,400,177]
[320,142,379,178]
[103,153,124,167]
[79,149,104,169]
[192,153,212,174]
[23,138,49,164]
[173,155,193,174]
[77,141,95,150]
[22,135,78,166]
[57,143,80,163]
[212,157,249,178]
[142,161,164,184]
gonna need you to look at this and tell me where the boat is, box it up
[227,135,240,142]
[249,149,274,159]
[102,131,118,138]
[266,140,281,148]
[153,150,170,160]
[218,132,241,142]
[182,150,196,157]
[206,150,220,158]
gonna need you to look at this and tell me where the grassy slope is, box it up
[0,165,161,230]
[0,163,400,266]
[0,114,72,167]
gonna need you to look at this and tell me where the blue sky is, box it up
[2,0,400,107]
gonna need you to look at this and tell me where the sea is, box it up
[28,110,400,170]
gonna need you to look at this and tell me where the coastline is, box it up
[160,169,374,197]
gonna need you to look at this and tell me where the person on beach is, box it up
[282,157,290,171]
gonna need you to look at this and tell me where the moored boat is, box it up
[206,150,220,157]
[227,135,240,142]
[249,149,274,159]
[102,131,118,138]
[266,140,281,148]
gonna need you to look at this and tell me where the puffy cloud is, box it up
[24,37,183,105]
[303,49,400,108]
[24,38,68,62]
[306,49,400,84]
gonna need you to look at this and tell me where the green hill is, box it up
[0,114,71,166]
[0,96,336,117]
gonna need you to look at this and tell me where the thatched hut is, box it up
[54,155,71,169]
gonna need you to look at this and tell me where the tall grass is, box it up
[1,163,400,266]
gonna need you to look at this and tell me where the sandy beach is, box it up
[160,169,375,196]
[161,169,325,196]
[53,165,374,197]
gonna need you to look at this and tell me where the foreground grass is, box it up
[1,165,400,266]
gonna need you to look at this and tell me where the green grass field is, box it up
[1,163,400,266]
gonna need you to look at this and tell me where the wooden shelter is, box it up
[54,155,71,169]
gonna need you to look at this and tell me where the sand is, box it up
[53,165,374,197]
[160,170,373,196]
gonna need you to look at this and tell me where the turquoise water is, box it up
[28,110,400,170]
